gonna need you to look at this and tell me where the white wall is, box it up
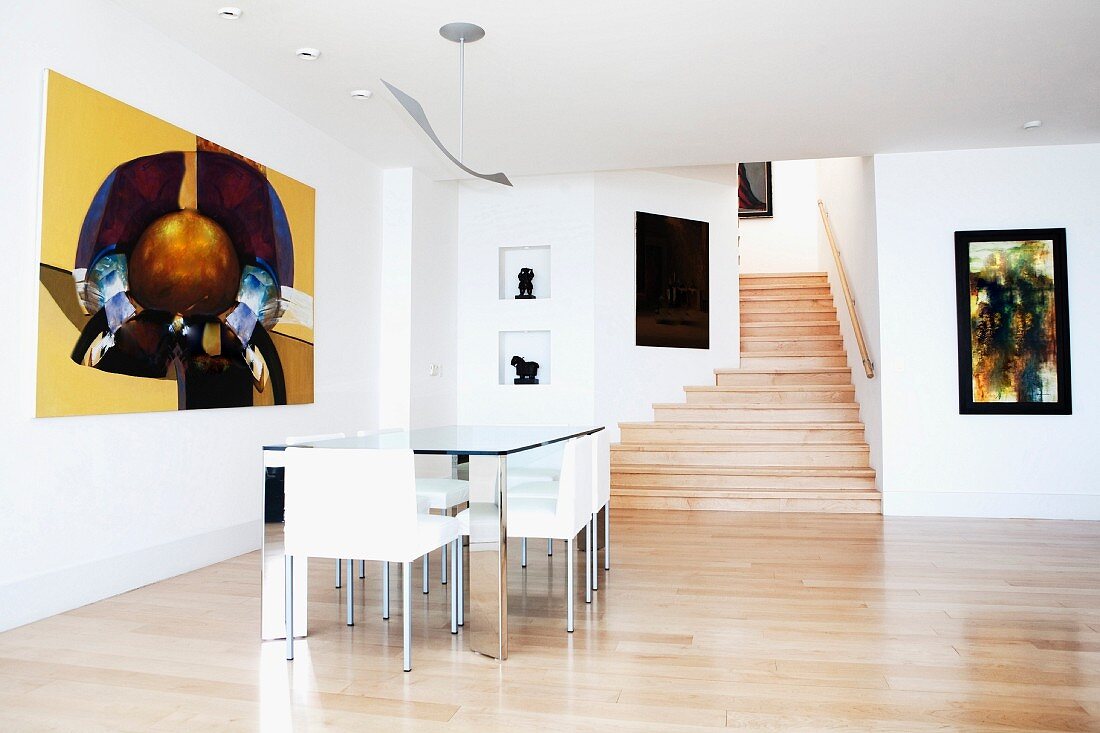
[379,169,413,429]
[0,0,382,630]
[874,144,1100,518]
[410,173,459,428]
[456,175,597,426]
[593,171,740,440]
[816,157,882,487]
[737,159,820,273]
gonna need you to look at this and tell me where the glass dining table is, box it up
[260,424,604,660]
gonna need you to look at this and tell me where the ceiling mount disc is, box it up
[439,22,485,43]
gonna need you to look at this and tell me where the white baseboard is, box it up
[0,520,259,632]
[883,492,1100,520]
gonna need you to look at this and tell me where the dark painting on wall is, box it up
[738,162,772,218]
[635,212,709,349]
[954,228,1071,415]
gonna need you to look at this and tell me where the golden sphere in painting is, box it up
[129,210,240,316]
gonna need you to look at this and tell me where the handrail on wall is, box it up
[817,199,875,379]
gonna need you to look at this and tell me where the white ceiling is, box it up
[112,0,1100,179]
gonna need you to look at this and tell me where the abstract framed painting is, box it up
[954,228,1070,415]
[738,161,772,218]
[635,211,709,349]
[36,71,315,417]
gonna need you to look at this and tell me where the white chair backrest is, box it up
[286,432,346,445]
[591,430,610,509]
[555,437,594,531]
[414,454,454,479]
[283,447,418,558]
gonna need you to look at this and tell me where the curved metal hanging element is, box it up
[381,80,513,187]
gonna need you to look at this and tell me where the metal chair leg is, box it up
[604,500,611,571]
[346,558,354,626]
[585,519,592,604]
[566,537,574,632]
[359,559,365,579]
[592,513,599,591]
[457,539,464,626]
[450,539,458,634]
[441,538,448,585]
[548,538,553,556]
[423,552,429,594]
[521,537,528,568]
[335,558,342,588]
[402,561,412,672]
[285,555,294,660]
[382,562,390,620]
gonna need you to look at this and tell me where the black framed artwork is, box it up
[738,162,772,218]
[954,228,1071,415]
[635,211,710,349]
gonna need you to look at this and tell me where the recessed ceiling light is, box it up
[1023,120,1042,130]
[217,7,242,20]
[296,47,321,61]
[350,89,373,100]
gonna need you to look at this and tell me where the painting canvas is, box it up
[635,212,709,349]
[36,71,315,417]
[738,162,772,218]
[954,228,1070,415]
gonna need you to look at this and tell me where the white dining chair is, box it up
[285,432,347,588]
[458,435,595,632]
[412,456,469,593]
[282,447,461,672]
[507,432,610,590]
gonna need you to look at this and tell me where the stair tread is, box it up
[740,272,828,278]
[612,487,881,498]
[623,420,864,428]
[612,442,870,451]
[740,336,843,343]
[653,403,858,410]
[741,295,834,302]
[716,367,850,374]
[686,385,854,392]
[741,321,841,327]
[611,464,876,476]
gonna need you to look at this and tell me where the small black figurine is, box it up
[516,268,535,299]
[511,355,539,384]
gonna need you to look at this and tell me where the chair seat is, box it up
[415,478,470,509]
[509,480,558,499]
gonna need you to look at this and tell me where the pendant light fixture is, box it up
[382,22,512,187]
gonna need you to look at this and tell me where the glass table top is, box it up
[266,425,604,455]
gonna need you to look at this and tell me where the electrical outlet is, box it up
[428,363,441,377]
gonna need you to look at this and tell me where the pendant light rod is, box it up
[458,36,464,162]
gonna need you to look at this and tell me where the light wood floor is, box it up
[2,511,1100,732]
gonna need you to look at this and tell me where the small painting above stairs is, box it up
[612,272,880,513]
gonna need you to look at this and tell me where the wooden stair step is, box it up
[609,490,881,513]
[610,464,877,477]
[611,442,870,468]
[740,336,845,353]
[715,367,852,386]
[651,404,861,423]
[740,322,841,337]
[740,272,828,285]
[612,486,881,499]
[741,309,838,323]
[621,422,865,444]
[684,385,855,404]
[739,354,849,368]
[739,284,832,297]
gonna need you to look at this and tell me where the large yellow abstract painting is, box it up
[36,71,315,417]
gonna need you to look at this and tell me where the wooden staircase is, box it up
[611,272,880,513]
